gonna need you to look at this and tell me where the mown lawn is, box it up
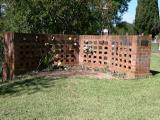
[0,53,160,120]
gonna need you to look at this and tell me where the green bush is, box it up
[151,43,159,53]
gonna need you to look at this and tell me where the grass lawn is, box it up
[0,53,160,120]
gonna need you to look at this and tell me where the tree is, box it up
[3,0,131,34]
[113,22,136,35]
[135,0,159,37]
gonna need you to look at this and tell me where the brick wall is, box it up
[2,33,151,80]
[79,35,151,78]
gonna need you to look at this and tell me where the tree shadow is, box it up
[150,70,160,76]
[0,76,67,97]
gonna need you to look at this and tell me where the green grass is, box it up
[0,54,160,120]
[152,43,159,53]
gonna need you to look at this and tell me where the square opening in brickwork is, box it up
[129,48,132,52]
[94,41,97,44]
[129,60,131,64]
[99,51,102,54]
[99,61,102,64]
[105,47,108,50]
[20,51,23,55]
[71,59,74,62]
[104,56,107,60]
[88,60,91,63]
[20,46,23,49]
[94,56,97,58]
[104,52,107,54]
[128,66,131,70]
[25,51,29,55]
[71,55,75,57]
[99,46,103,49]
[104,62,107,65]
[99,41,104,45]
[93,61,96,63]
[99,56,102,59]
[88,41,92,44]
[94,46,97,49]
[61,55,64,58]
[66,55,69,58]
[71,50,74,53]
[26,62,29,67]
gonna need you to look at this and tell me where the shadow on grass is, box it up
[150,70,160,76]
[0,76,66,97]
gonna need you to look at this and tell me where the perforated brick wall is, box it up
[2,33,151,80]
[79,35,151,78]
[3,33,79,78]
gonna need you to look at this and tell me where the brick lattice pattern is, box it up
[2,33,151,80]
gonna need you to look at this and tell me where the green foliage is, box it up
[113,22,136,35]
[2,0,131,34]
[37,51,53,71]
[135,0,159,37]
[152,43,159,53]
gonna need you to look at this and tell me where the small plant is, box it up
[37,51,53,71]
[37,42,64,71]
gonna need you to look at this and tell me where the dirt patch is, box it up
[32,70,115,80]
[28,66,117,80]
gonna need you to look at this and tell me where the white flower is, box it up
[45,43,49,46]
[69,37,72,40]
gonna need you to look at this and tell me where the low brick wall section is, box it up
[79,35,151,78]
[2,33,151,80]
[3,33,79,79]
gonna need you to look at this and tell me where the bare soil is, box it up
[29,66,116,80]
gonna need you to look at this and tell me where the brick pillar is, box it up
[3,32,15,80]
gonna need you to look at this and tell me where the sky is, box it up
[122,0,160,23]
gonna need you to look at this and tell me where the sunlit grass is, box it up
[0,53,160,120]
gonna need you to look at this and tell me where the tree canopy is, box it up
[113,21,136,35]
[135,0,159,37]
[1,0,131,34]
